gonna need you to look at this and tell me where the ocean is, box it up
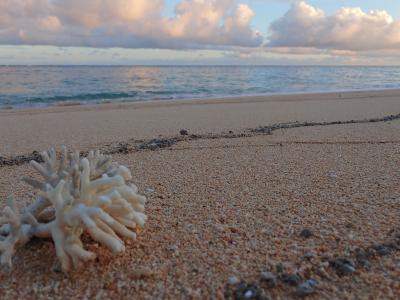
[1,65,399,108]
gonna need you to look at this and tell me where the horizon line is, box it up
[1,64,399,67]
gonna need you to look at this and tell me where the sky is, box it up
[0,0,400,65]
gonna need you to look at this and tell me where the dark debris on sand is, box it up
[2,112,400,167]
[223,228,400,299]
[138,138,178,151]
[0,151,43,167]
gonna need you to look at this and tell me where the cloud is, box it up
[1,0,399,64]
[267,1,400,51]
[0,0,262,48]
[54,0,164,29]
[163,1,261,47]
[39,16,62,32]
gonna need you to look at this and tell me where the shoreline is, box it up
[1,89,400,156]
[2,88,400,115]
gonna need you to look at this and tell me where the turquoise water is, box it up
[0,66,400,108]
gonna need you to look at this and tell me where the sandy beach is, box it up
[0,90,400,299]
[1,89,400,156]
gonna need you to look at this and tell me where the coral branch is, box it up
[0,147,147,272]
[0,196,33,267]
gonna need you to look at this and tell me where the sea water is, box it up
[1,65,399,108]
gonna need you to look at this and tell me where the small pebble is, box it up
[275,263,284,274]
[328,171,338,178]
[145,188,155,193]
[386,241,400,250]
[167,245,178,252]
[355,249,371,269]
[51,261,62,273]
[233,283,269,300]
[304,251,314,259]
[282,274,302,286]
[147,143,159,151]
[330,258,355,276]
[260,272,277,288]
[371,244,392,256]
[257,289,272,300]
[179,129,189,136]
[244,290,253,298]
[357,258,370,269]
[228,276,240,285]
[300,229,313,239]
[295,279,318,297]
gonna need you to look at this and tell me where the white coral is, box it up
[0,147,147,272]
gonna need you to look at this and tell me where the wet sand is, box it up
[1,89,400,156]
[0,90,399,299]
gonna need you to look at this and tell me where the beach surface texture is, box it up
[0,90,399,299]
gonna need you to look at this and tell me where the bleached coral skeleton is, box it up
[0,147,147,272]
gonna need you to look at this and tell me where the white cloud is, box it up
[162,0,262,47]
[0,0,262,48]
[267,1,400,51]
[39,16,62,32]
[1,0,400,64]
[54,0,164,29]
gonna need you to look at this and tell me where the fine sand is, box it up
[0,90,399,299]
[1,89,400,156]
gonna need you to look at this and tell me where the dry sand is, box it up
[0,90,399,299]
